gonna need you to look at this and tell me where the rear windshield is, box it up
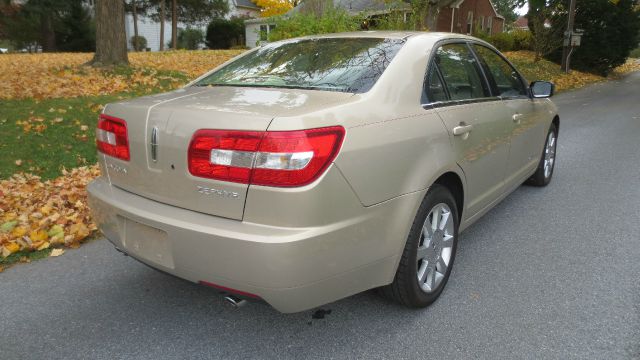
[194,38,405,93]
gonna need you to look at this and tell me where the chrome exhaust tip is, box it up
[224,295,247,309]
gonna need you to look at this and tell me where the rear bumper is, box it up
[87,176,423,313]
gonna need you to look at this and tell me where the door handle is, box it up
[453,124,473,136]
[512,113,523,123]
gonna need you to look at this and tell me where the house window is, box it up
[466,11,473,34]
[259,24,276,42]
[487,17,493,35]
[479,16,485,32]
[260,25,268,41]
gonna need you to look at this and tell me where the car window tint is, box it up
[473,45,526,97]
[423,64,448,103]
[435,44,488,100]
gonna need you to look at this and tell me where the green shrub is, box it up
[206,18,245,49]
[474,30,531,52]
[487,32,515,51]
[546,0,640,75]
[177,28,204,50]
[268,8,361,42]
[130,35,147,51]
[473,28,491,43]
[630,48,640,58]
[511,30,532,51]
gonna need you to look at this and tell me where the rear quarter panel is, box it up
[267,35,464,207]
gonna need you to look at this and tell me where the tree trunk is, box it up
[425,7,440,31]
[91,0,129,66]
[171,0,177,49]
[159,0,165,51]
[40,13,56,52]
[132,0,139,50]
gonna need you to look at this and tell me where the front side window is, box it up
[434,43,488,101]
[473,45,526,97]
[195,38,404,93]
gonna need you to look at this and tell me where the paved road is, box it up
[2,72,640,360]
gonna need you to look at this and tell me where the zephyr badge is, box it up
[150,126,159,162]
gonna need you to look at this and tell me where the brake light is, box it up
[188,126,345,187]
[96,114,130,161]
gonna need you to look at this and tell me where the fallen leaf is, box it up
[1,221,17,233]
[11,226,27,238]
[29,229,49,242]
[50,248,65,257]
[15,159,23,166]
[36,241,50,251]
[3,242,20,256]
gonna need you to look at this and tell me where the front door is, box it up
[425,43,512,218]
[471,44,547,188]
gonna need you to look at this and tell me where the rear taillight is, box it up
[96,114,129,161]
[188,126,345,187]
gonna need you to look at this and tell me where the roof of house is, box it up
[234,0,260,10]
[487,0,505,20]
[514,16,528,28]
[245,0,504,24]
[245,0,410,24]
[290,0,410,15]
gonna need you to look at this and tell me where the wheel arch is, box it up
[552,115,560,134]
[432,171,465,222]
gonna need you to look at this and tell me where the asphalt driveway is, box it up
[1,72,639,360]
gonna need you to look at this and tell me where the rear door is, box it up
[471,44,547,188]
[426,43,512,217]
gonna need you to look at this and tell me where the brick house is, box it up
[435,0,505,35]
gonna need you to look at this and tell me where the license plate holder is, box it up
[122,218,174,269]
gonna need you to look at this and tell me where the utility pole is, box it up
[561,0,577,73]
[171,0,177,49]
[159,0,165,51]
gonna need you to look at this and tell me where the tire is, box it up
[380,184,459,308]
[527,123,558,187]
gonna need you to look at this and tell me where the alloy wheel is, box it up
[416,203,454,293]
[544,131,557,179]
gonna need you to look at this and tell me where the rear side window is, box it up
[473,45,527,97]
[423,65,448,104]
[434,44,488,101]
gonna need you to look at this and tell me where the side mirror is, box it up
[530,81,555,98]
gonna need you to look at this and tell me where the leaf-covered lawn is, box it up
[0,166,99,267]
[504,51,640,91]
[0,50,244,100]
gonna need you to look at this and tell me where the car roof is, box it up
[295,31,481,42]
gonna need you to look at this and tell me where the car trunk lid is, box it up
[101,86,353,220]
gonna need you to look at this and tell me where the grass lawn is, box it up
[0,67,188,180]
[1,94,124,180]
